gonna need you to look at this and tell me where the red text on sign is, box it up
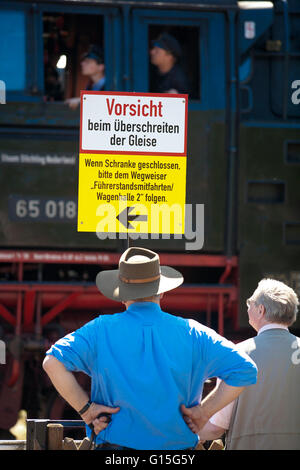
[106,98,163,118]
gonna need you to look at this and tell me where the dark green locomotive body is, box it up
[0,0,299,341]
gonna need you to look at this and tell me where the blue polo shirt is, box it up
[46,302,257,450]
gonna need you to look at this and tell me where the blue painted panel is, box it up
[0,10,26,91]
[238,3,274,55]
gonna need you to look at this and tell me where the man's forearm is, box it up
[199,421,226,441]
[200,381,244,420]
[43,355,121,434]
[43,355,88,413]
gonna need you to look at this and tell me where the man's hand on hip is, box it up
[181,381,245,434]
[81,403,120,435]
[181,404,210,434]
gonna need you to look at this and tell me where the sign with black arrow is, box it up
[117,206,148,230]
[77,91,188,235]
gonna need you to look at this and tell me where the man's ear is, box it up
[258,304,266,317]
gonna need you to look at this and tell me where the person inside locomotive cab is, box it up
[150,33,189,94]
[65,44,105,110]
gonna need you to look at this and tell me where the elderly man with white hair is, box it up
[189,278,300,450]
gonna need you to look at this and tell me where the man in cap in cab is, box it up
[66,44,105,109]
[150,32,189,94]
[43,247,257,450]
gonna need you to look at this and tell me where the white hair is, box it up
[249,278,299,326]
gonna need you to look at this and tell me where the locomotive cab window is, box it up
[148,25,200,100]
[43,12,104,103]
[0,9,26,94]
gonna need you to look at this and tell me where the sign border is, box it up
[79,90,188,156]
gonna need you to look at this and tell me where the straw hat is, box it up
[96,247,183,302]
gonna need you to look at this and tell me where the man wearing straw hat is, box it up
[43,247,257,450]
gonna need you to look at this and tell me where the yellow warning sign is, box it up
[77,153,186,234]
